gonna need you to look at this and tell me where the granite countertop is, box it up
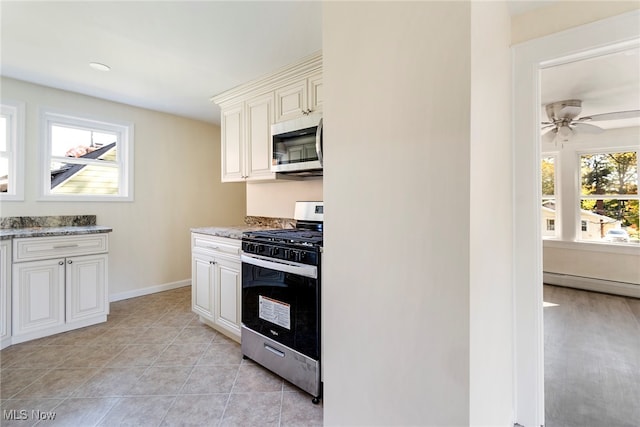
[0,225,113,240]
[191,226,274,240]
[0,215,112,240]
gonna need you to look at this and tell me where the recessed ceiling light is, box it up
[89,62,111,72]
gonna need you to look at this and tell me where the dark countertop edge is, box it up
[0,226,113,240]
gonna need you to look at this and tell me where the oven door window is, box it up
[242,262,319,360]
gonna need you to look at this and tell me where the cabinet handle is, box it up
[209,261,216,265]
[205,245,220,250]
[67,260,73,264]
[53,244,79,249]
[58,261,64,266]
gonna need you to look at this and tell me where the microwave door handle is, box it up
[315,117,323,166]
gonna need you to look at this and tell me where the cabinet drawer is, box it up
[192,234,240,257]
[14,234,108,262]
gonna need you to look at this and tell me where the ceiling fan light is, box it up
[557,124,572,141]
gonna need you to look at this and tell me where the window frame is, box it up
[0,100,25,201]
[576,147,639,244]
[40,109,134,201]
[541,152,559,239]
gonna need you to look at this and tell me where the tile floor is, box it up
[0,286,323,426]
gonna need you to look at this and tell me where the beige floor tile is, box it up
[5,345,80,369]
[105,344,166,368]
[180,366,238,394]
[58,345,125,368]
[232,364,284,393]
[0,368,50,399]
[220,392,282,427]
[90,326,149,345]
[197,342,243,366]
[126,366,192,396]
[153,343,208,367]
[154,312,197,328]
[41,397,118,426]
[71,367,146,398]
[135,326,182,345]
[160,393,228,426]
[280,390,323,426]
[172,326,217,345]
[97,396,175,427]
[13,368,96,398]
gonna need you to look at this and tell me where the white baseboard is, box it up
[109,279,191,302]
[543,272,640,298]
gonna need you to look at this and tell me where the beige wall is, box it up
[469,2,513,425]
[511,0,640,45]
[323,2,473,424]
[246,179,322,218]
[0,77,246,298]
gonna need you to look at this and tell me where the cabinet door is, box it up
[192,251,215,320]
[308,72,323,115]
[221,103,245,182]
[245,93,276,180]
[12,259,65,336]
[214,256,241,338]
[66,254,108,323]
[1,241,11,348]
[275,79,308,122]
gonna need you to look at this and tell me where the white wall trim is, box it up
[543,239,640,255]
[544,272,640,298]
[109,279,190,302]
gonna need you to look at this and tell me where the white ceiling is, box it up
[1,1,638,129]
[541,46,640,130]
[0,1,322,124]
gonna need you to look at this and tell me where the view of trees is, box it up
[581,151,639,237]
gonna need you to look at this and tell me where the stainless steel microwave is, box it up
[271,114,323,176]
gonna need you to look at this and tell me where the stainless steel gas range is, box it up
[240,201,323,403]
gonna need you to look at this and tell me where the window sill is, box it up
[543,239,640,255]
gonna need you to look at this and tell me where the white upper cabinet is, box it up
[275,71,323,122]
[212,52,322,183]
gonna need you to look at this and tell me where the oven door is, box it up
[240,253,320,360]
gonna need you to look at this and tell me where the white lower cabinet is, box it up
[11,234,109,344]
[1,240,11,349]
[191,233,241,342]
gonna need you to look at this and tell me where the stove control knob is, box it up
[289,250,299,262]
[270,247,280,257]
[246,243,255,252]
[257,245,266,254]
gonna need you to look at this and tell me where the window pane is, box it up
[50,162,119,195]
[51,125,117,158]
[541,156,555,196]
[0,116,7,151]
[542,199,557,238]
[581,152,638,196]
[0,157,8,193]
[580,199,639,243]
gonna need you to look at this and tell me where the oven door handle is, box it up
[240,254,318,279]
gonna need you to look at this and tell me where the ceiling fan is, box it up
[541,99,640,144]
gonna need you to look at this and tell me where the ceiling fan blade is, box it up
[576,110,640,122]
[541,124,555,130]
[542,128,557,144]
[572,122,604,134]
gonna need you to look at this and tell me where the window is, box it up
[579,150,638,244]
[541,155,557,238]
[0,101,25,200]
[41,110,133,200]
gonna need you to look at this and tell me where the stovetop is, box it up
[244,228,323,247]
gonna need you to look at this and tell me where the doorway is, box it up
[512,10,640,427]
